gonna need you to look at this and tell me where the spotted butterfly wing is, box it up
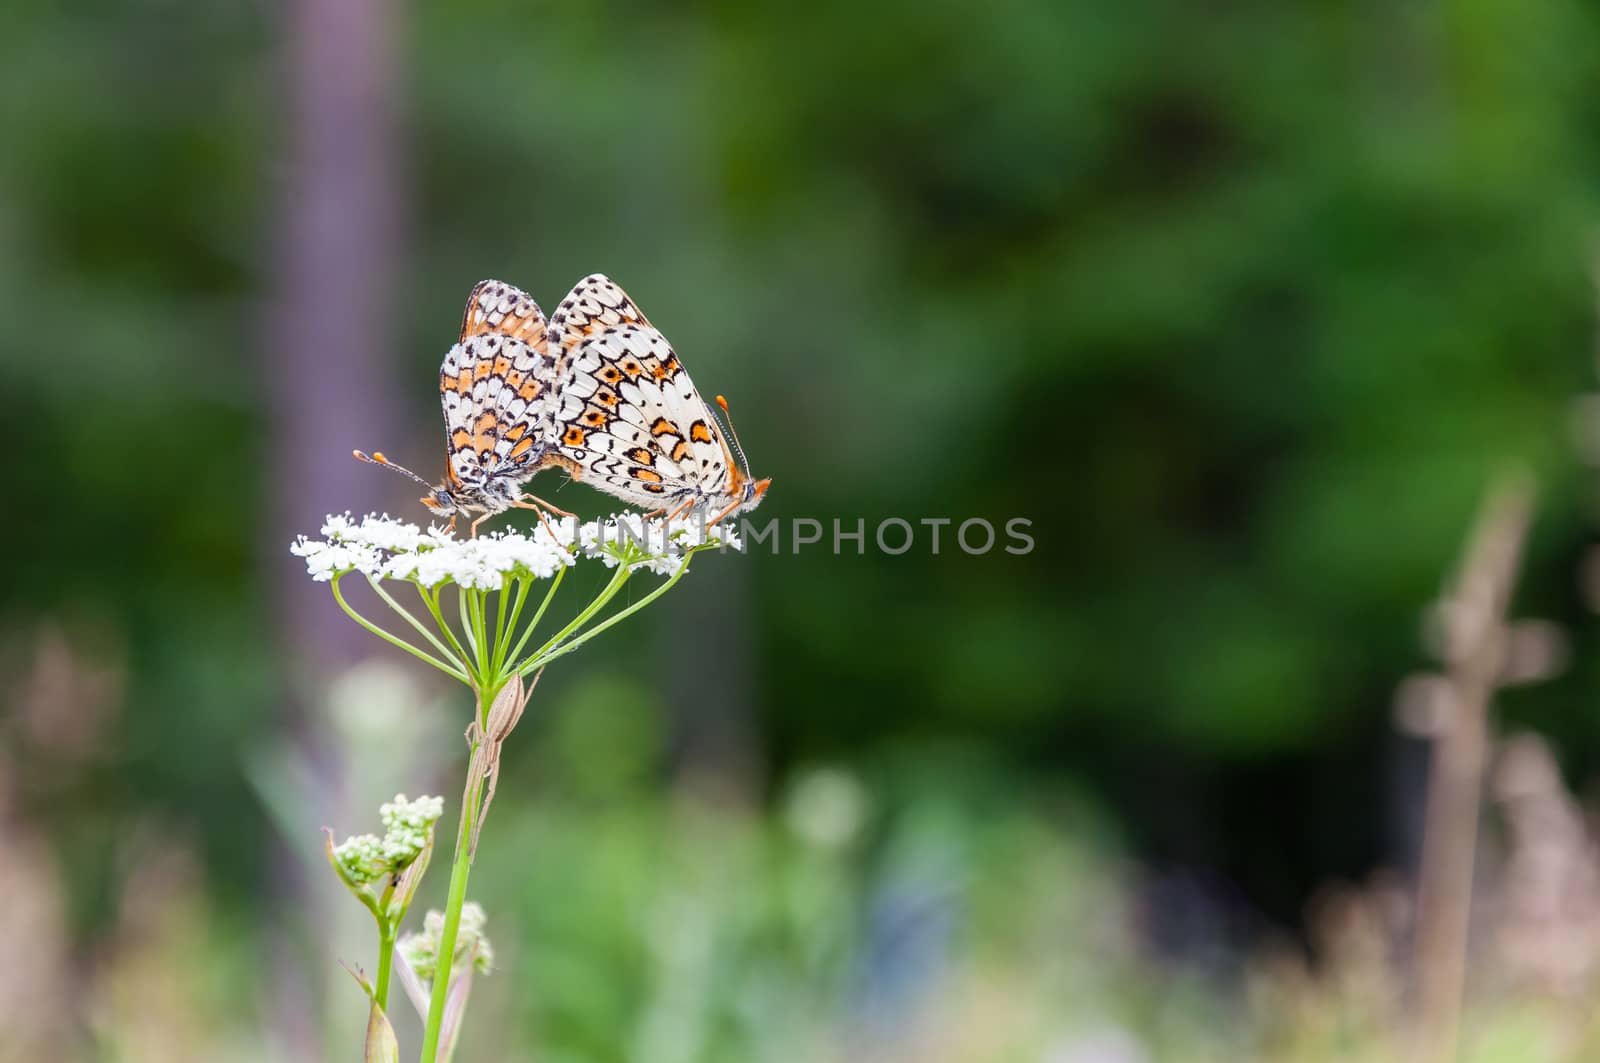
[547,275,739,510]
[439,280,559,487]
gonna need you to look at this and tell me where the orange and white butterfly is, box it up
[546,274,771,526]
[354,279,573,537]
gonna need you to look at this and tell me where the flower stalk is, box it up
[294,512,741,1060]
[326,792,447,1014]
[419,758,483,1063]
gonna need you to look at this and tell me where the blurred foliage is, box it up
[15,694,1600,1061]
[4,0,1600,1054]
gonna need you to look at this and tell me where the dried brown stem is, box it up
[463,671,538,861]
[1410,471,1534,1062]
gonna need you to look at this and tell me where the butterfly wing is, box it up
[440,281,557,486]
[460,278,548,345]
[548,276,736,508]
[548,273,653,363]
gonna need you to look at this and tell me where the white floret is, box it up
[292,510,735,587]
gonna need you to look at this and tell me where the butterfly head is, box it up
[742,476,772,512]
[421,485,460,517]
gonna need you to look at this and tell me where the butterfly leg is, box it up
[519,493,576,519]
[511,500,566,544]
[469,513,493,539]
[664,497,697,522]
[707,497,744,528]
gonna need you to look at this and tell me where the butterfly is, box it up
[354,279,574,537]
[546,274,770,526]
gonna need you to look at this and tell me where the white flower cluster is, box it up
[379,793,445,865]
[399,901,494,980]
[580,512,744,574]
[290,514,568,588]
[332,792,446,885]
[291,511,741,587]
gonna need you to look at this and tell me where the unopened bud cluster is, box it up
[334,793,445,885]
[380,793,445,863]
[399,902,495,981]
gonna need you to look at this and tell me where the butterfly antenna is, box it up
[353,449,432,488]
[714,395,753,481]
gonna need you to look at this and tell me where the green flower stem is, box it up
[331,577,469,683]
[504,576,532,639]
[524,558,692,673]
[490,577,529,680]
[490,575,514,678]
[367,576,468,670]
[419,735,487,1063]
[500,566,567,672]
[468,591,492,688]
[375,922,396,1010]
[515,563,634,674]
[326,539,719,1060]
[457,587,485,682]
[369,877,402,1011]
[417,585,472,667]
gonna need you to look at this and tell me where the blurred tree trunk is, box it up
[264,0,405,1057]
[268,0,405,679]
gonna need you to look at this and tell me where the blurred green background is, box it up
[5,0,1600,1059]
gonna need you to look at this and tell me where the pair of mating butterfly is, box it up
[357,275,771,538]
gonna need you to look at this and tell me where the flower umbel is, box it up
[290,513,740,695]
[292,512,740,587]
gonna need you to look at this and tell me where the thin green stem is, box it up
[331,578,469,683]
[455,586,474,659]
[456,587,486,683]
[501,565,567,669]
[419,739,485,1063]
[515,563,633,674]
[525,558,693,673]
[468,590,491,681]
[491,577,531,681]
[375,923,395,1010]
[526,565,566,633]
[370,877,400,1010]
[489,576,511,679]
[418,585,471,667]
[367,577,467,670]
